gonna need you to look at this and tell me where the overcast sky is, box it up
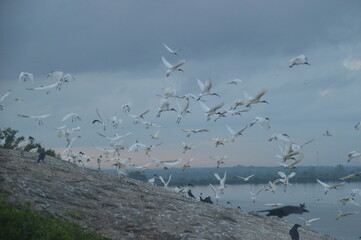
[1,0,361,168]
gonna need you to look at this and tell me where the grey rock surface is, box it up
[0,149,334,240]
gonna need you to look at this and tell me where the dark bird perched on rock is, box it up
[289,224,301,240]
[187,189,195,199]
[200,196,213,204]
[257,203,309,218]
[37,148,46,163]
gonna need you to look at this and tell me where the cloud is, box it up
[342,56,361,70]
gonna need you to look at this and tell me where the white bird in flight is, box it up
[298,217,320,226]
[17,113,52,125]
[176,97,191,124]
[214,171,227,194]
[196,79,220,101]
[323,129,333,137]
[19,72,34,83]
[250,117,271,129]
[161,56,186,77]
[181,128,210,137]
[225,124,248,142]
[159,174,172,189]
[26,82,58,94]
[289,55,311,68]
[156,99,177,118]
[250,185,265,203]
[162,43,185,55]
[61,113,82,122]
[278,171,296,192]
[199,102,224,121]
[227,79,242,85]
[316,179,346,195]
[47,71,74,90]
[244,89,268,108]
[92,109,107,131]
[236,174,255,182]
[347,151,361,163]
[209,183,220,200]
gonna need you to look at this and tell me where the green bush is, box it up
[0,198,109,240]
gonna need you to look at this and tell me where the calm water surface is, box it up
[192,183,361,240]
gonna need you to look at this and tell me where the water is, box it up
[192,183,361,240]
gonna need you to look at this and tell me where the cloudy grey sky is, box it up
[1,0,361,167]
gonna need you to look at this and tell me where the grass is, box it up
[0,197,110,240]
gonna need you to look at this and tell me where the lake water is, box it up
[192,183,361,240]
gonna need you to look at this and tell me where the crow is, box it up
[37,148,46,163]
[289,224,301,240]
[200,196,213,204]
[187,189,195,199]
[257,203,309,218]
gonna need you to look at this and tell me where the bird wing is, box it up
[96,109,104,122]
[255,185,265,195]
[159,176,166,184]
[38,113,52,118]
[214,173,222,181]
[247,174,255,179]
[139,109,150,118]
[308,218,320,222]
[331,182,346,188]
[196,78,205,91]
[26,82,58,90]
[161,56,172,68]
[209,183,218,195]
[162,43,174,53]
[61,113,74,122]
[277,171,287,179]
[301,138,315,147]
[258,118,270,129]
[17,114,31,118]
[199,102,210,112]
[254,89,267,101]
[0,90,11,102]
[317,179,330,188]
[166,174,172,184]
[172,60,186,69]
[288,172,296,179]
[225,124,236,136]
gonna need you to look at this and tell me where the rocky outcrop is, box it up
[0,149,334,240]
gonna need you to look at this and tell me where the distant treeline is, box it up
[121,164,361,186]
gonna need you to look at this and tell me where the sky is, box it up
[1,0,361,168]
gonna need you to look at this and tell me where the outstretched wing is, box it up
[161,56,172,68]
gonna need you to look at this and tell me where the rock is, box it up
[0,149,334,240]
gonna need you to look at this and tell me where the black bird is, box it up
[199,196,213,204]
[289,224,301,240]
[258,203,309,218]
[37,148,46,163]
[187,189,195,199]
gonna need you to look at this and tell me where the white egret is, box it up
[161,56,186,77]
[196,79,220,101]
[236,174,255,182]
[297,217,320,226]
[19,72,34,83]
[162,43,185,55]
[156,99,177,118]
[61,113,82,122]
[244,89,268,108]
[199,102,224,121]
[289,55,311,68]
[347,151,361,163]
[214,171,227,194]
[316,179,346,195]
[17,113,52,125]
[181,128,210,137]
[250,117,271,129]
[225,124,247,142]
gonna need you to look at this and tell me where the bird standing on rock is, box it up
[289,224,301,240]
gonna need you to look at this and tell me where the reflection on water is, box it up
[192,183,361,240]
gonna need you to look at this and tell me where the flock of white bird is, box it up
[1,44,361,227]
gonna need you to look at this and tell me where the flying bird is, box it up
[316,179,346,194]
[258,204,309,218]
[47,71,74,90]
[159,174,172,189]
[225,124,247,142]
[161,56,186,77]
[19,72,34,83]
[323,129,333,137]
[199,102,224,121]
[236,174,255,182]
[214,171,227,194]
[196,79,220,101]
[26,82,58,94]
[17,113,52,125]
[61,113,82,122]
[297,217,320,226]
[335,204,359,220]
[227,79,242,85]
[289,55,311,68]
[181,128,210,137]
[355,121,361,131]
[250,117,271,129]
[162,43,185,55]
[209,183,220,201]
[176,97,191,124]
[210,155,228,168]
[347,151,361,163]
[340,171,361,181]
[278,171,296,192]
[249,185,265,203]
[92,109,107,131]
[156,99,177,118]
[244,89,268,108]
